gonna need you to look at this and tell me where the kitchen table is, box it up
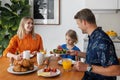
[0,56,84,80]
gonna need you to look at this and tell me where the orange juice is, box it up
[62,59,72,71]
[43,49,47,54]
[41,49,47,54]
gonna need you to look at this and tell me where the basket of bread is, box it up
[13,59,34,72]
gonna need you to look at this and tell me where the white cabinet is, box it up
[113,41,120,57]
[84,38,120,58]
[84,0,118,9]
[118,0,120,9]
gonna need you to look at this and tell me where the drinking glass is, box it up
[40,49,47,54]
[37,52,44,66]
[62,59,72,71]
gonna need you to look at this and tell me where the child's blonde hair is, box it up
[17,17,35,39]
[65,29,78,44]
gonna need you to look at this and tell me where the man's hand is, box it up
[73,61,88,71]
[66,50,80,56]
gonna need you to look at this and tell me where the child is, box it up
[60,29,81,60]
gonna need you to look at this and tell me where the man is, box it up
[73,61,120,76]
[73,8,119,80]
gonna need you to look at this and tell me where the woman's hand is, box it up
[31,51,38,56]
[7,52,22,60]
[14,54,23,60]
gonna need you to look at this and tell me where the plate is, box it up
[37,69,60,77]
[7,65,38,74]
[58,59,76,65]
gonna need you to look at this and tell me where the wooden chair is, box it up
[119,58,120,64]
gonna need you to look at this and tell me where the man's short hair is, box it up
[74,8,96,24]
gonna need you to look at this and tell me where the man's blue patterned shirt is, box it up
[83,27,119,80]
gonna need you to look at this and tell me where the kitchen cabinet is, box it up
[83,38,120,58]
[119,0,120,9]
[84,0,118,9]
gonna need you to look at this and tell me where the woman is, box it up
[3,17,44,60]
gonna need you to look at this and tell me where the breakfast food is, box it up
[50,45,67,54]
[43,67,57,72]
[22,59,31,67]
[13,65,21,72]
[106,30,117,37]
[106,30,117,39]
[37,67,58,77]
[13,59,34,72]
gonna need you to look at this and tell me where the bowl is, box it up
[109,36,117,40]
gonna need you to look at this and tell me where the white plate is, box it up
[37,69,60,77]
[58,59,76,65]
[7,65,38,74]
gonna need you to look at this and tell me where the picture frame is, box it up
[30,0,60,25]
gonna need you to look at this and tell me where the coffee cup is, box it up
[23,50,30,59]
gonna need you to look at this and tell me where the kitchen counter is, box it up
[84,37,120,42]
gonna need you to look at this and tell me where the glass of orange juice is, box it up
[62,59,72,71]
[40,49,47,54]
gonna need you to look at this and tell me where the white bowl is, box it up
[109,36,116,40]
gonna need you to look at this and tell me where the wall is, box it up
[2,0,120,52]
[34,0,86,52]
[95,13,120,33]
[35,0,120,53]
